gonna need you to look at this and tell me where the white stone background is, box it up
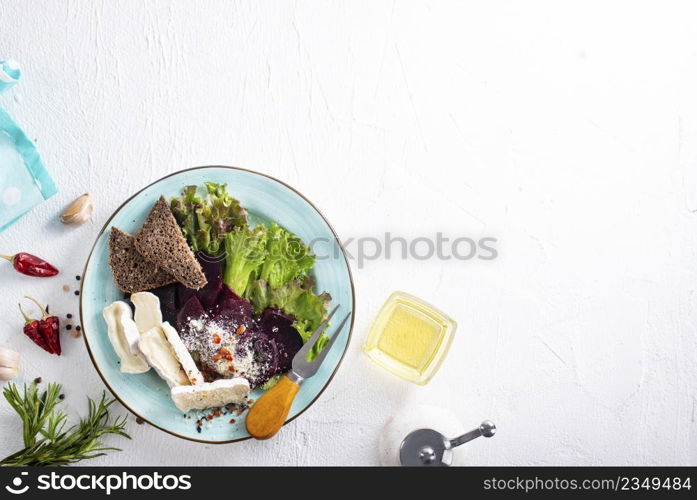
[0,0,696,466]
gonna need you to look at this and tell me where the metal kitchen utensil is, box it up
[246,305,352,439]
[399,420,496,466]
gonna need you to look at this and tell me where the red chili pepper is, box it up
[1,252,59,277]
[19,303,53,354]
[20,296,61,355]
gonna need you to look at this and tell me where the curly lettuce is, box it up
[223,226,268,296]
[259,223,315,288]
[173,185,332,360]
[171,183,247,255]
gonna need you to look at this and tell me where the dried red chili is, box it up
[21,296,61,355]
[1,252,59,277]
[19,303,53,354]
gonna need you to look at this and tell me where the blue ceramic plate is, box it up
[80,166,354,443]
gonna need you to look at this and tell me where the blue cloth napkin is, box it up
[0,60,57,233]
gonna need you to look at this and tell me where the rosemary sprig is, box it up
[0,382,130,466]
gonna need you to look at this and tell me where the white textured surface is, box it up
[1,0,697,466]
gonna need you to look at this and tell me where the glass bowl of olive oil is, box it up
[363,291,456,385]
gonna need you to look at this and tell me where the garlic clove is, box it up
[0,346,20,369]
[60,193,94,225]
[0,366,18,381]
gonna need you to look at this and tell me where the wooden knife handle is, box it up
[246,375,300,440]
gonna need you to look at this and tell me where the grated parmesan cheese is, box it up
[182,317,270,387]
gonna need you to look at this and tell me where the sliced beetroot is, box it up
[253,335,279,382]
[152,283,177,313]
[209,285,254,323]
[195,252,223,309]
[258,308,302,373]
[176,283,197,311]
[235,330,279,387]
[260,307,294,324]
[150,283,178,324]
[215,285,247,309]
[177,295,206,332]
[213,314,248,337]
[176,253,223,310]
[170,281,305,388]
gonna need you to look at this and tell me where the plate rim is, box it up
[79,165,355,444]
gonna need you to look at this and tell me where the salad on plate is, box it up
[102,182,332,422]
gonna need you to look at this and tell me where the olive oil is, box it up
[363,292,456,385]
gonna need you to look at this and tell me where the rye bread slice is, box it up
[134,196,208,290]
[108,227,176,293]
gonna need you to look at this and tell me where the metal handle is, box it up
[449,420,496,449]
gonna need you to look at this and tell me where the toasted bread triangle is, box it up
[134,196,207,289]
[108,227,176,293]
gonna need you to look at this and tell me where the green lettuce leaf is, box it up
[261,375,281,390]
[245,278,272,314]
[170,186,201,251]
[223,226,268,295]
[170,183,247,255]
[259,223,315,288]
